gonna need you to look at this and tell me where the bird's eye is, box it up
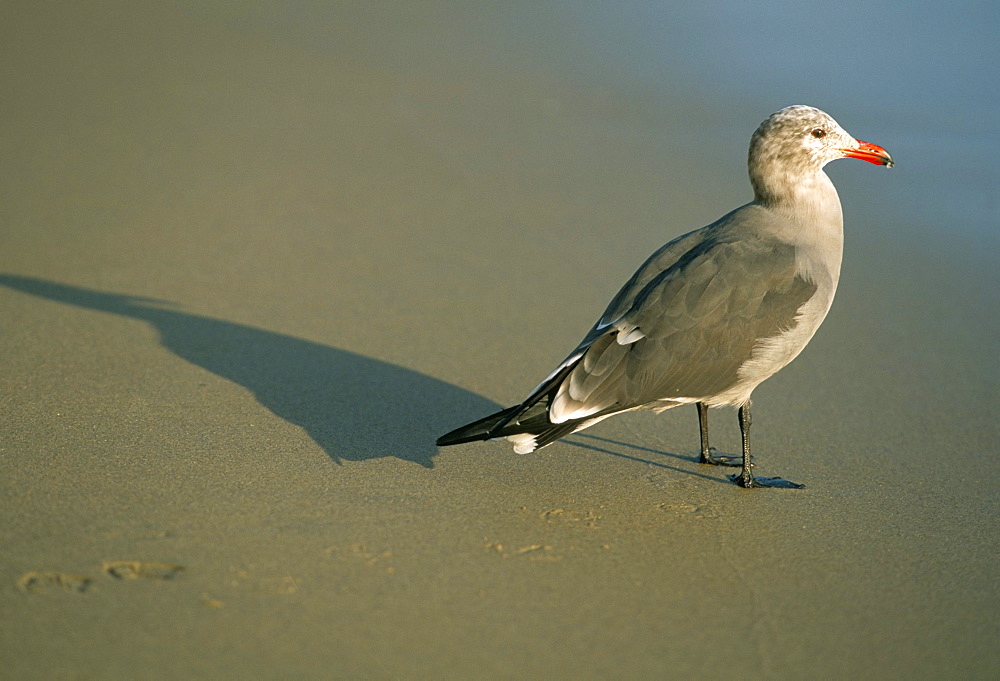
[811,128,826,138]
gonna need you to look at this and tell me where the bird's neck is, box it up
[753,168,843,234]
[753,168,845,285]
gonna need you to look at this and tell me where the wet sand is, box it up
[1,4,997,679]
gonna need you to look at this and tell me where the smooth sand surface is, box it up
[2,4,997,679]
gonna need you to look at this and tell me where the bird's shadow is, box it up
[0,274,500,468]
[569,434,729,484]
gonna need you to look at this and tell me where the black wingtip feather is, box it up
[435,405,521,447]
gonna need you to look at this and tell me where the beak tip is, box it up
[844,139,894,168]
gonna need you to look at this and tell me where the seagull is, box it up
[436,105,893,488]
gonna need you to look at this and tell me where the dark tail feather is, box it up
[436,354,592,449]
[532,422,581,450]
[436,401,600,451]
[436,405,522,446]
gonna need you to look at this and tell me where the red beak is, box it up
[842,140,894,167]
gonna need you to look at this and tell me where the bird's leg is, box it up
[729,403,804,489]
[731,405,757,486]
[697,402,740,466]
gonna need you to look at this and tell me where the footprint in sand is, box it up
[484,541,563,562]
[101,560,185,580]
[324,544,395,575]
[658,502,718,519]
[17,571,92,594]
[18,561,187,597]
[539,507,601,529]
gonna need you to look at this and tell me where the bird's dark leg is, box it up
[729,403,804,489]
[731,405,757,487]
[697,402,740,466]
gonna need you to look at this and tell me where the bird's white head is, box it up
[748,105,893,207]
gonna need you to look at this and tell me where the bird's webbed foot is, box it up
[729,471,804,489]
[699,446,743,467]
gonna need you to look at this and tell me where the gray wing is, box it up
[548,233,818,423]
[581,226,712,346]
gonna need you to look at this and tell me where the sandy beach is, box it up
[2,3,997,679]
